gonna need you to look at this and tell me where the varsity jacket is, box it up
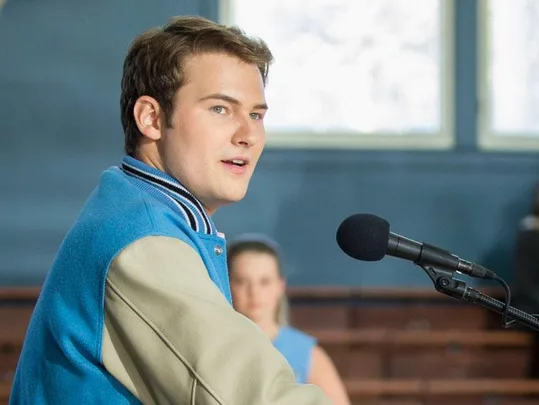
[10,156,330,405]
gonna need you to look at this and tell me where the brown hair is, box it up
[120,15,274,156]
[227,235,289,325]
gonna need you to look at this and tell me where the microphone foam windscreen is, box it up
[336,213,390,261]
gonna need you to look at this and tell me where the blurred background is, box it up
[2,0,539,404]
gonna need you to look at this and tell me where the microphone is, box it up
[336,213,497,280]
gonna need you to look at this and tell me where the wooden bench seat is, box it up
[309,329,534,379]
[344,378,539,396]
[346,379,539,404]
[309,329,534,347]
[0,382,9,404]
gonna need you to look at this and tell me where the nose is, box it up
[247,283,260,298]
[232,115,263,147]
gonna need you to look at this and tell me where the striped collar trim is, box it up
[121,155,217,235]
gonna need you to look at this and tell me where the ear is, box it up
[133,96,163,141]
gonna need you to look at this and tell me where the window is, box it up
[220,0,454,149]
[479,0,539,151]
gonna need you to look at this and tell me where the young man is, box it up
[10,16,331,404]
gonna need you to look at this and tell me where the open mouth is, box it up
[222,159,247,167]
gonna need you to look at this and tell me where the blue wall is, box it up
[1,0,538,288]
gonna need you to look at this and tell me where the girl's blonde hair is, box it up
[227,234,289,325]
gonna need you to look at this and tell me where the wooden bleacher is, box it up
[1,287,539,405]
[287,287,539,405]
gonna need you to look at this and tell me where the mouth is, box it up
[221,157,250,174]
[221,158,249,167]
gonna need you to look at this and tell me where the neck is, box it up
[255,319,281,340]
[134,151,217,217]
[121,155,217,235]
[134,147,163,172]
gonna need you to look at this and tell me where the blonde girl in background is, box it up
[228,235,351,405]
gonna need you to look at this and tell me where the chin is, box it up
[224,188,249,203]
[246,313,266,324]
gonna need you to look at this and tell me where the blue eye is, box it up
[250,112,263,120]
[211,106,227,114]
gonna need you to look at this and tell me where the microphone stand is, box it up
[419,265,539,333]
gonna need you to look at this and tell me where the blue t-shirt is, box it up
[273,326,317,383]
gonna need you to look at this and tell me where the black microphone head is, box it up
[336,213,390,261]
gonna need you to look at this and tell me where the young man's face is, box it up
[158,52,267,214]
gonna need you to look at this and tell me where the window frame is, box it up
[477,0,539,152]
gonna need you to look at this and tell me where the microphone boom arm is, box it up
[419,264,539,333]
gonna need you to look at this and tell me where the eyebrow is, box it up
[199,93,268,110]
